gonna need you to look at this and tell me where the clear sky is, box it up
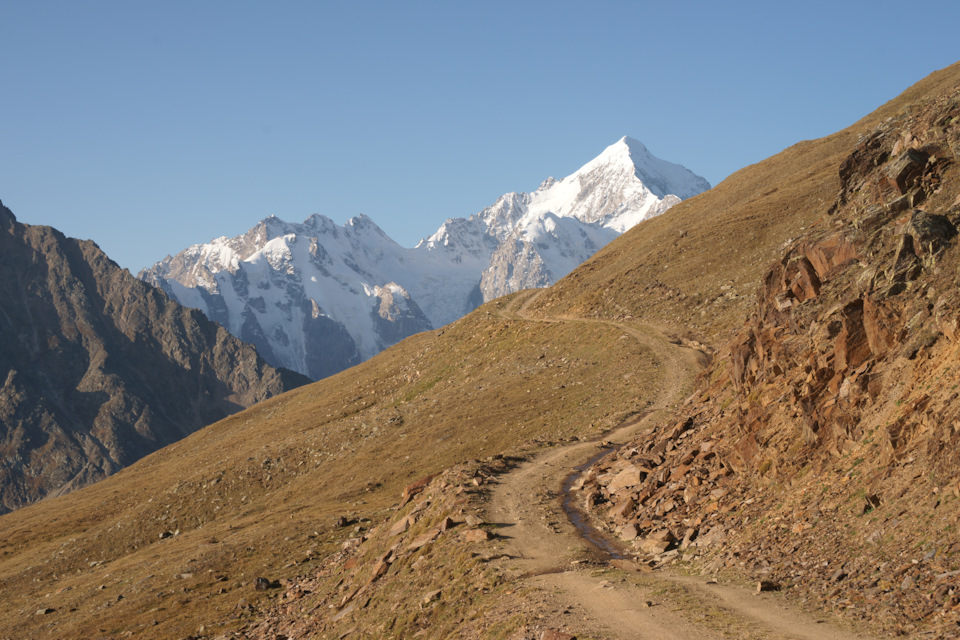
[2,1,958,273]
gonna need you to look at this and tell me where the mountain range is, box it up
[0,202,308,513]
[141,137,709,379]
[3,62,960,640]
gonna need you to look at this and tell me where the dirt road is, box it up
[485,291,875,640]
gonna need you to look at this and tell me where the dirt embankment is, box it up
[482,291,875,639]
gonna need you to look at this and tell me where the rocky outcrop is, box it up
[478,214,616,301]
[370,283,433,352]
[480,234,552,299]
[583,88,960,635]
[0,202,308,512]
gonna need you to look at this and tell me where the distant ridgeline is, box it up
[141,137,709,379]
[0,201,308,512]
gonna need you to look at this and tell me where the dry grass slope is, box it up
[2,61,959,640]
[532,62,960,345]
[0,293,664,639]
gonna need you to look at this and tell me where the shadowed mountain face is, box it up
[0,202,308,513]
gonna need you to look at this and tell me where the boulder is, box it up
[607,497,635,522]
[638,530,676,555]
[789,258,821,302]
[254,577,279,591]
[898,210,957,261]
[756,581,779,593]
[639,537,672,555]
[461,528,491,542]
[389,514,415,537]
[802,235,857,280]
[886,148,929,193]
[407,528,441,551]
[369,559,390,583]
[607,466,646,493]
[834,300,871,373]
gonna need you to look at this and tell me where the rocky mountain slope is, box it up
[141,137,708,379]
[0,202,308,513]
[3,62,960,640]
[581,76,960,636]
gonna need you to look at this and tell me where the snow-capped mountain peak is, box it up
[577,135,645,174]
[573,136,709,199]
[142,137,709,380]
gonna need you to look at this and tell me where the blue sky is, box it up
[2,1,958,272]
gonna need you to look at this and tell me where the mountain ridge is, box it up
[0,201,309,512]
[5,63,960,639]
[142,137,709,379]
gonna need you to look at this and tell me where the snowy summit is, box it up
[141,138,709,379]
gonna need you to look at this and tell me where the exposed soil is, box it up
[571,84,960,639]
[0,289,665,640]
[484,290,877,639]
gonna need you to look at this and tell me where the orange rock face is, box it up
[581,87,960,636]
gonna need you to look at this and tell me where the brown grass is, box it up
[531,61,960,344]
[2,60,959,640]
[0,293,662,639]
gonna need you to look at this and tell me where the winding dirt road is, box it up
[485,291,875,640]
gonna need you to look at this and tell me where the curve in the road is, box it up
[485,289,877,640]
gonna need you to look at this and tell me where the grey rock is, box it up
[0,201,308,513]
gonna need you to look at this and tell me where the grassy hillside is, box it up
[532,62,960,345]
[0,293,672,639]
[2,61,959,640]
